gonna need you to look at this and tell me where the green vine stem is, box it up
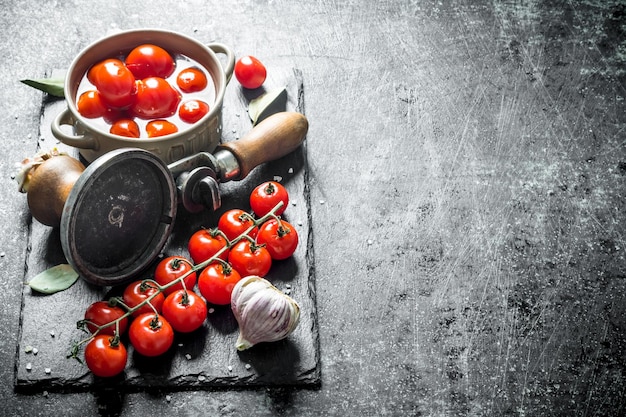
[68,200,285,360]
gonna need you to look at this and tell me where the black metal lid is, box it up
[60,148,177,286]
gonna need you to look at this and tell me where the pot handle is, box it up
[208,43,235,84]
[51,108,97,150]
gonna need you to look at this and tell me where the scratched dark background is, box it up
[1,1,625,416]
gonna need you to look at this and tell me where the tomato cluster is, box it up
[78,180,298,378]
[77,44,211,139]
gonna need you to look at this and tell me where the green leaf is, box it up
[248,87,287,125]
[21,78,65,97]
[27,264,79,294]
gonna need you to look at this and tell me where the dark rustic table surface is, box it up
[1,1,625,416]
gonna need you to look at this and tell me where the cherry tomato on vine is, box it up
[179,99,210,124]
[125,44,175,79]
[161,290,207,333]
[128,313,174,357]
[77,90,108,119]
[154,256,197,296]
[146,119,178,137]
[228,240,272,277]
[197,262,242,305]
[234,55,267,89]
[122,280,164,318]
[110,118,140,138]
[84,334,127,378]
[217,208,258,241]
[176,67,208,93]
[87,58,136,109]
[256,219,299,260]
[188,228,230,264]
[250,181,289,217]
[83,300,128,336]
[131,77,181,119]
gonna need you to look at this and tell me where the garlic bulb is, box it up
[230,275,300,351]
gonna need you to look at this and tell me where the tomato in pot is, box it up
[87,58,136,109]
[179,99,210,124]
[131,77,181,119]
[76,47,216,139]
[176,67,208,93]
[146,119,178,137]
[125,44,176,79]
[109,119,140,138]
[76,90,108,119]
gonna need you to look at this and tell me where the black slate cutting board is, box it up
[14,67,320,393]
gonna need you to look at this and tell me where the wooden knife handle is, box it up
[217,112,308,180]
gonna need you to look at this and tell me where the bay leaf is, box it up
[248,87,287,125]
[20,78,65,98]
[27,264,79,294]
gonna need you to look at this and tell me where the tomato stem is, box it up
[70,200,285,359]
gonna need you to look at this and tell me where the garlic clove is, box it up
[230,276,300,351]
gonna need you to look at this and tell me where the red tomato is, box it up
[146,119,178,137]
[122,280,165,318]
[131,77,181,119]
[125,44,175,79]
[77,90,108,118]
[128,313,174,357]
[178,100,209,124]
[161,290,207,333]
[84,300,128,336]
[217,209,258,241]
[84,335,127,378]
[176,67,208,93]
[256,219,299,260]
[228,240,272,277]
[250,181,289,217]
[109,118,140,138]
[197,262,242,305]
[88,58,136,109]
[187,228,229,264]
[154,256,197,296]
[234,55,267,89]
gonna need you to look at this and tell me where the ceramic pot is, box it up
[51,28,235,164]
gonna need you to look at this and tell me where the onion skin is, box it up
[26,154,85,227]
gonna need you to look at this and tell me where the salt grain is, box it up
[245,363,251,370]
[44,368,51,374]
[185,354,192,360]
[25,363,32,371]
